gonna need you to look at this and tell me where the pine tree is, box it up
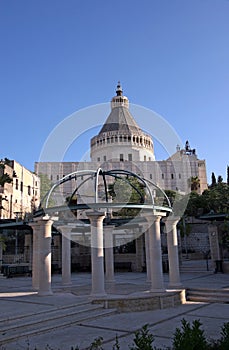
[211,172,216,187]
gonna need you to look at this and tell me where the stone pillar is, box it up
[165,217,182,288]
[59,227,72,286]
[104,225,115,283]
[37,217,53,296]
[87,211,106,297]
[145,213,166,292]
[29,222,40,290]
[208,224,221,271]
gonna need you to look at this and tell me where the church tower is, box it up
[90,82,155,163]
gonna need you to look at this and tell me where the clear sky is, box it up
[0,0,229,183]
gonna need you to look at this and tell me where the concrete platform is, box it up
[0,264,228,349]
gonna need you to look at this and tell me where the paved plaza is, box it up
[0,262,228,350]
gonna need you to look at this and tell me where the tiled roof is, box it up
[98,106,143,135]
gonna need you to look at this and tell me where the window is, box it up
[162,174,164,179]
[128,154,132,161]
[20,182,23,192]
[120,154,124,162]
[179,174,181,179]
[57,175,59,180]
[171,174,174,179]
[103,156,106,161]
[50,175,53,181]
[144,156,146,161]
[149,157,151,161]
[15,179,18,190]
[97,157,100,161]
[150,174,152,180]
[28,186,31,195]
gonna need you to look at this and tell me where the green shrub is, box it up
[129,324,155,350]
[172,319,208,350]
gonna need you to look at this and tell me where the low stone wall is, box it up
[93,290,186,312]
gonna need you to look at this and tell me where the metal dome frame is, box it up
[36,168,172,218]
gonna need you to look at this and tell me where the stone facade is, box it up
[0,159,40,219]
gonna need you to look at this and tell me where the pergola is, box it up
[28,168,183,297]
[1,169,183,298]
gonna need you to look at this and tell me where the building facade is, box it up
[0,159,40,219]
[35,83,208,197]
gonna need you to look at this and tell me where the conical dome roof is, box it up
[98,82,143,135]
[90,82,155,162]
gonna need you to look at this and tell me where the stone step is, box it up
[180,265,210,273]
[186,288,229,303]
[0,302,117,346]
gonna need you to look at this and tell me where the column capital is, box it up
[87,211,105,225]
[143,212,165,226]
[34,215,53,227]
[164,215,180,232]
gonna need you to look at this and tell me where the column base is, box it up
[90,292,107,299]
[37,290,53,296]
[150,288,166,293]
[62,281,72,286]
[168,283,183,290]
[105,279,115,283]
[32,285,39,291]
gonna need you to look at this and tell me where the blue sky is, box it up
[0,0,229,183]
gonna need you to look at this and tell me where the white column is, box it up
[104,225,115,283]
[29,222,40,290]
[87,211,106,297]
[165,217,182,288]
[59,227,72,286]
[145,213,166,292]
[37,216,53,296]
[208,224,221,271]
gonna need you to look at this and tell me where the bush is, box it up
[172,319,208,350]
[129,324,155,350]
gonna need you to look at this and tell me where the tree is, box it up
[218,175,223,184]
[38,173,56,208]
[211,172,217,187]
[108,176,145,217]
[227,165,229,186]
[202,182,229,214]
[0,163,13,187]
[190,176,200,192]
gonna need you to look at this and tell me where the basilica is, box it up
[34,83,208,273]
[35,82,208,197]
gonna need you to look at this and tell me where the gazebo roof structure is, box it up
[35,168,172,224]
